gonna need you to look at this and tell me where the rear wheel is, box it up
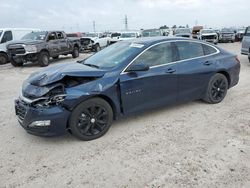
[69,98,113,141]
[0,53,8,65]
[203,73,228,104]
[38,51,50,67]
[72,46,79,58]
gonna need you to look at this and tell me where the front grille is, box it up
[202,35,216,40]
[16,101,28,121]
[8,48,26,55]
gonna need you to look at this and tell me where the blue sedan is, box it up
[15,37,240,140]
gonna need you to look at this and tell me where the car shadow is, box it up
[27,99,206,144]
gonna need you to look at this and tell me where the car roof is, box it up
[126,37,197,46]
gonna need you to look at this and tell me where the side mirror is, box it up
[126,63,149,72]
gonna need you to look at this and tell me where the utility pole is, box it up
[93,21,96,32]
[124,15,128,31]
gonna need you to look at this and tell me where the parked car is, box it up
[235,28,245,42]
[241,26,250,62]
[80,32,110,52]
[192,26,203,39]
[118,31,140,41]
[218,28,235,43]
[0,28,40,65]
[141,29,164,37]
[7,31,81,67]
[174,28,192,38]
[109,32,121,44]
[198,29,218,44]
[14,37,240,140]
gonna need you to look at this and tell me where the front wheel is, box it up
[38,51,50,67]
[203,73,228,104]
[94,44,101,52]
[10,58,23,67]
[69,98,113,141]
[0,53,8,65]
[72,46,79,58]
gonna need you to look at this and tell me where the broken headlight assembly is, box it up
[32,86,66,107]
[32,94,66,107]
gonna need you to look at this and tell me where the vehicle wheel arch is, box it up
[217,70,231,88]
[66,95,117,129]
[40,49,50,56]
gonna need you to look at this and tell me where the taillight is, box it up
[235,56,240,64]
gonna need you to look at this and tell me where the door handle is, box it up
[203,61,213,66]
[165,68,176,74]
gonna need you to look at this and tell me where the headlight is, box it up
[24,45,37,53]
[33,94,66,107]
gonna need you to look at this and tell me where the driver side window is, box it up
[48,32,57,41]
[131,42,174,67]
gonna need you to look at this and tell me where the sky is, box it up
[0,0,249,32]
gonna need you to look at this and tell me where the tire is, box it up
[52,56,59,59]
[94,44,101,52]
[0,53,8,65]
[72,46,79,58]
[69,98,113,141]
[38,51,50,67]
[10,58,23,67]
[203,73,228,104]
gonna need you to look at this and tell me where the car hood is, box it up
[8,40,44,46]
[26,62,107,87]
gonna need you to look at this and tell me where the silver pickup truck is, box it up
[241,26,250,62]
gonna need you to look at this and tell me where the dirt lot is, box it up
[0,43,249,188]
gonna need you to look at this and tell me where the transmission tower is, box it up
[124,15,128,31]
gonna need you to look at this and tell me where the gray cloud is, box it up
[0,0,249,32]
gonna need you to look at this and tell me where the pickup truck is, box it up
[80,32,110,52]
[7,31,81,67]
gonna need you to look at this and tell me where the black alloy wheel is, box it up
[0,53,8,65]
[69,98,113,140]
[204,73,228,104]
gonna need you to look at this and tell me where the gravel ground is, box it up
[0,43,249,188]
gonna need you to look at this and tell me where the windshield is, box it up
[175,29,191,34]
[85,33,98,37]
[22,31,47,40]
[142,30,161,37]
[82,42,142,69]
[121,33,136,38]
[0,30,2,38]
[201,30,215,34]
[221,28,234,33]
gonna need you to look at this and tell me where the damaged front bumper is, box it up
[15,97,70,137]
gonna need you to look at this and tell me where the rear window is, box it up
[175,41,204,60]
[203,44,217,55]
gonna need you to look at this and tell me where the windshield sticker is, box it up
[130,43,144,48]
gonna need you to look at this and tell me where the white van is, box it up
[0,28,40,64]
